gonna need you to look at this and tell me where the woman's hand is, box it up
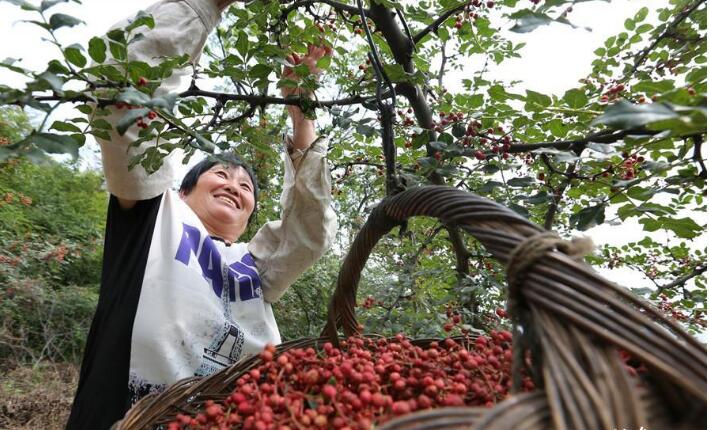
[281,44,332,151]
[280,44,331,100]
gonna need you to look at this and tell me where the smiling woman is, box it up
[179,155,259,244]
[64,0,337,429]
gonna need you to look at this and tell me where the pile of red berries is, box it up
[166,331,532,430]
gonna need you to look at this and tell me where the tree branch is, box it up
[691,134,707,179]
[504,128,658,154]
[24,90,375,110]
[541,156,577,230]
[658,265,707,291]
[280,0,365,19]
[412,3,468,45]
[624,0,705,80]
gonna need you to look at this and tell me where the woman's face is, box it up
[182,164,255,242]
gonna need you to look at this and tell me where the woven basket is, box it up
[116,186,707,430]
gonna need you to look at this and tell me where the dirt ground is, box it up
[0,362,78,430]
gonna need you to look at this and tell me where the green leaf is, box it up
[624,18,635,31]
[412,132,429,149]
[452,123,466,138]
[355,123,377,137]
[591,101,678,129]
[25,132,81,159]
[547,118,567,138]
[0,57,26,74]
[636,23,652,34]
[50,120,82,133]
[633,79,674,95]
[479,180,503,193]
[125,10,155,32]
[90,119,112,130]
[509,10,554,33]
[40,0,67,11]
[117,87,151,106]
[525,89,552,111]
[634,6,648,22]
[562,89,588,109]
[382,64,410,83]
[236,31,250,58]
[316,55,331,70]
[525,192,550,204]
[2,0,39,11]
[109,41,127,61]
[640,217,703,239]
[116,108,151,135]
[507,176,535,188]
[88,36,107,63]
[48,13,83,30]
[249,64,272,80]
[64,44,87,67]
[570,203,606,230]
[36,71,64,94]
[106,29,126,43]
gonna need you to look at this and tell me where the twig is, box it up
[624,0,705,80]
[412,3,468,44]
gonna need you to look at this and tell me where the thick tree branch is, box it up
[505,128,658,154]
[368,1,472,275]
[658,265,707,291]
[24,90,375,109]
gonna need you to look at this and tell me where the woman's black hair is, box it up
[179,153,259,223]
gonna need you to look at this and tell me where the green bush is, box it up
[0,149,107,366]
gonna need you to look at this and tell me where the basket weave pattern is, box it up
[118,186,707,430]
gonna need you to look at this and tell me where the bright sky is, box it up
[1,0,701,292]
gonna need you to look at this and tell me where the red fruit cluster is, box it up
[599,83,625,103]
[315,18,337,33]
[619,152,643,180]
[167,332,532,430]
[443,308,463,332]
[459,121,513,161]
[360,295,383,310]
[656,293,706,327]
[433,111,466,132]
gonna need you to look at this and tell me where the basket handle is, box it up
[321,185,542,340]
[321,185,707,424]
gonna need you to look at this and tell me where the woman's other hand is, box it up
[280,44,332,151]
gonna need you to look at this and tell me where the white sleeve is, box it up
[248,137,338,303]
[97,0,220,200]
